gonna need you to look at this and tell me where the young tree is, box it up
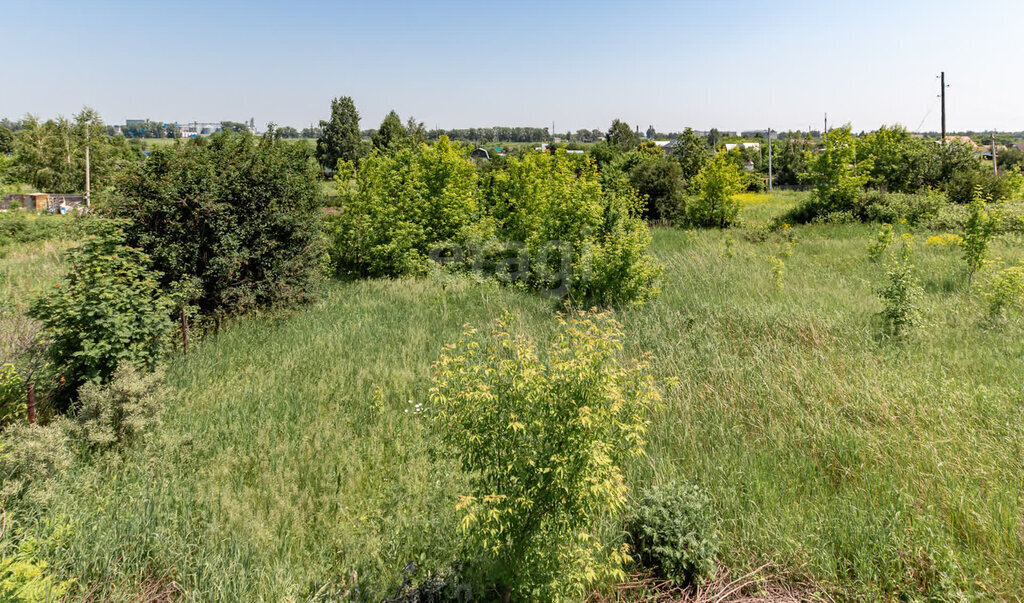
[962,187,1000,284]
[705,128,721,151]
[687,153,742,228]
[0,126,13,154]
[672,127,709,181]
[405,115,427,145]
[372,110,412,154]
[316,96,363,171]
[431,312,656,599]
[29,223,173,408]
[606,119,637,151]
[805,124,867,215]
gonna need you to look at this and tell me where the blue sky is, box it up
[3,0,1022,133]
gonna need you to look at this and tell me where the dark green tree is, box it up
[645,125,656,140]
[406,115,427,145]
[372,110,412,154]
[671,127,709,181]
[706,128,721,151]
[607,119,637,151]
[107,132,325,318]
[0,126,15,154]
[316,96,363,171]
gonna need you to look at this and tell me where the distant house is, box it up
[1,193,86,212]
[943,135,976,148]
[724,142,761,152]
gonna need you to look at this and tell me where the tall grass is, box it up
[6,194,1024,600]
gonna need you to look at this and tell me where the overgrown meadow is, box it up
[3,191,1022,600]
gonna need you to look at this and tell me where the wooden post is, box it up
[181,308,189,353]
[26,382,36,424]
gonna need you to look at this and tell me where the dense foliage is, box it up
[628,482,719,586]
[9,108,141,193]
[28,224,172,406]
[686,154,743,228]
[431,312,657,599]
[330,136,481,278]
[106,132,325,318]
[316,96,364,171]
[329,140,661,306]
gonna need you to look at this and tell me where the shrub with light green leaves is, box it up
[329,136,483,278]
[72,363,167,450]
[0,533,75,602]
[0,421,73,503]
[962,186,1000,284]
[628,482,719,586]
[877,235,922,337]
[430,312,659,600]
[28,222,172,408]
[0,363,24,427]
[981,263,1024,320]
[686,154,742,228]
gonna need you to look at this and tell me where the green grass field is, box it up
[5,194,1024,600]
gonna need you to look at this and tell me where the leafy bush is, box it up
[627,482,719,586]
[106,131,325,318]
[945,168,1023,204]
[877,236,922,337]
[430,312,658,599]
[485,151,660,305]
[783,126,867,224]
[686,154,741,228]
[1,533,75,602]
[0,363,23,427]
[329,143,661,306]
[962,187,1000,284]
[867,224,894,262]
[0,213,85,252]
[329,136,482,278]
[980,264,1024,320]
[71,363,166,450]
[856,190,946,225]
[0,421,73,503]
[28,223,172,406]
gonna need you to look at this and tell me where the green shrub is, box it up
[980,264,1024,320]
[877,236,922,337]
[0,421,74,503]
[329,136,482,278]
[945,168,1023,204]
[627,482,719,586]
[28,223,172,406]
[783,126,867,224]
[0,533,75,602]
[867,224,895,262]
[857,190,946,224]
[686,154,742,228]
[71,363,167,450]
[0,363,24,427]
[962,187,1000,284]
[106,132,325,318]
[430,312,658,600]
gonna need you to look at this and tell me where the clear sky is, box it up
[3,0,1021,134]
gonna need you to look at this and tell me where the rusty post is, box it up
[26,382,36,424]
[181,308,189,353]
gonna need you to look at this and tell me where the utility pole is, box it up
[940,71,947,147]
[767,127,773,192]
[824,113,828,142]
[85,129,91,208]
[992,132,998,176]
